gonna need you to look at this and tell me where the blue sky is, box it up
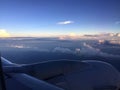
[0,0,120,37]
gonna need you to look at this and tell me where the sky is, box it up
[0,0,120,37]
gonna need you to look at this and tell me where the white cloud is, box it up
[76,43,100,56]
[77,43,120,58]
[57,20,74,25]
[10,45,29,48]
[53,47,73,53]
[0,29,10,37]
[52,43,120,58]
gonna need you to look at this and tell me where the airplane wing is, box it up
[1,57,120,90]
[2,57,64,90]
[5,73,64,90]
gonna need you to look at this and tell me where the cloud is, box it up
[10,45,30,49]
[77,43,101,56]
[9,44,50,52]
[77,43,120,58]
[0,29,10,37]
[57,20,74,25]
[53,47,73,53]
[98,39,120,45]
[52,43,119,58]
[52,44,102,56]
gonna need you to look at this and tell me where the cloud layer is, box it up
[52,43,120,59]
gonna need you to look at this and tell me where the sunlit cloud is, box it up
[0,29,10,37]
[58,32,120,40]
[57,20,74,25]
